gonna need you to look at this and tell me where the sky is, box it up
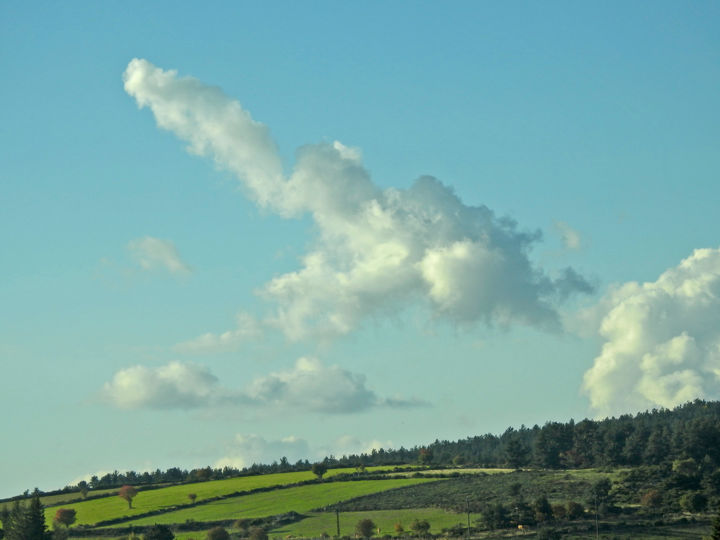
[1,1,719,498]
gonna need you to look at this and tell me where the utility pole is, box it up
[466,496,470,539]
[595,493,599,540]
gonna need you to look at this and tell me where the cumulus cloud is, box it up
[214,434,311,469]
[553,221,582,250]
[583,248,720,416]
[101,361,225,409]
[247,357,424,413]
[101,358,421,413]
[214,433,395,469]
[174,312,261,354]
[125,59,592,339]
[128,236,191,274]
[327,435,394,457]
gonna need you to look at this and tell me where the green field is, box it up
[41,467,403,526]
[116,479,438,527]
[272,508,482,537]
[1,487,122,510]
[388,468,512,477]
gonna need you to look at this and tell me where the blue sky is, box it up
[2,1,719,498]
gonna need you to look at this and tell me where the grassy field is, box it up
[41,467,403,526]
[1,488,124,509]
[272,508,482,537]
[115,478,438,527]
[387,468,513,477]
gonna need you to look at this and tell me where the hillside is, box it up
[2,400,720,539]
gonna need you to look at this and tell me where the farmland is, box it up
[272,508,482,537]
[40,466,408,526]
[114,478,438,527]
[5,464,717,539]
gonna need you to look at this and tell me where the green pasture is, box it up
[388,468,512,477]
[117,478,438,527]
[42,467,401,526]
[272,508,481,537]
[1,488,121,511]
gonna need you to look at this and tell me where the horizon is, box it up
[2,1,719,499]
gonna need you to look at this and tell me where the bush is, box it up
[206,526,230,540]
[410,519,430,535]
[551,504,566,520]
[566,501,584,520]
[144,524,174,540]
[233,519,251,532]
[680,492,708,513]
[480,503,509,530]
[248,527,268,540]
[356,519,376,538]
[533,496,553,523]
[640,489,663,508]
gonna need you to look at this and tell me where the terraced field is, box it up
[115,478,438,527]
[387,468,512,477]
[41,466,403,526]
[272,508,482,537]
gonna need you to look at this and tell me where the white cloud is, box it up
[68,470,114,486]
[582,248,720,416]
[214,434,311,469]
[101,361,225,409]
[101,358,422,413]
[214,433,395,469]
[327,435,394,457]
[128,236,191,274]
[553,221,582,250]
[124,59,592,339]
[174,312,261,354]
[247,357,423,413]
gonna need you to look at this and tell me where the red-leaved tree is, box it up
[54,508,77,528]
[118,485,138,508]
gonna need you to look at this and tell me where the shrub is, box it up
[144,524,174,540]
[234,519,251,532]
[640,489,663,508]
[356,519,376,538]
[566,501,584,520]
[248,527,268,540]
[410,519,430,535]
[394,523,404,533]
[206,526,230,540]
[480,503,509,530]
[551,504,566,520]
[533,496,553,523]
[680,492,708,513]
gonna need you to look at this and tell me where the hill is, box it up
[2,400,720,538]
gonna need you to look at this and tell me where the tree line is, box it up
[5,399,719,504]
[406,399,720,470]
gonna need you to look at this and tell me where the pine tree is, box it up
[3,500,26,540]
[24,490,49,540]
